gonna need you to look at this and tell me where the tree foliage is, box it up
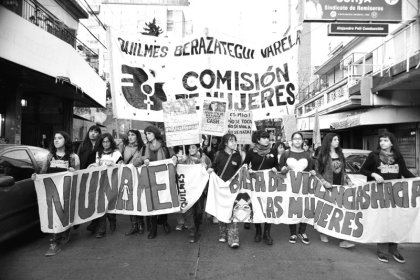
[142,18,163,37]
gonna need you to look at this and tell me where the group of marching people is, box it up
[35,125,414,264]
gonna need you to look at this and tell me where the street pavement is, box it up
[1,215,419,280]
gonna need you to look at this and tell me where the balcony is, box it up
[1,0,100,73]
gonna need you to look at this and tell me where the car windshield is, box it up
[345,154,369,173]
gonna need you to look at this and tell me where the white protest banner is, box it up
[200,99,227,136]
[34,159,209,233]
[108,28,300,121]
[177,164,209,213]
[206,166,420,243]
[225,110,252,144]
[163,98,200,147]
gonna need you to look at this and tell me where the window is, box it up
[0,149,35,181]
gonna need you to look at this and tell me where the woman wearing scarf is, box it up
[243,130,278,245]
[139,125,174,239]
[279,132,316,245]
[360,131,415,264]
[119,130,145,236]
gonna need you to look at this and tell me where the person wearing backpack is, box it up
[208,133,242,248]
[243,130,278,246]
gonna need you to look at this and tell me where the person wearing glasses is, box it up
[279,132,316,245]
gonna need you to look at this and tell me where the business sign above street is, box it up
[329,23,389,36]
[304,0,402,22]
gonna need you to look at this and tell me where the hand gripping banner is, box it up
[34,159,209,233]
[206,165,420,243]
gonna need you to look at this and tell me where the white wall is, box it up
[38,0,80,30]
[0,6,106,106]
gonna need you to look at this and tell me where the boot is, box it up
[139,223,145,234]
[146,217,151,232]
[263,224,273,245]
[125,223,139,235]
[148,217,157,239]
[163,221,171,234]
[254,224,262,243]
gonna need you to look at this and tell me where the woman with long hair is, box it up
[360,131,415,264]
[279,132,316,245]
[34,131,80,257]
[243,130,278,246]
[315,132,355,248]
[119,129,145,236]
[272,141,288,169]
[208,133,242,248]
[139,125,174,239]
[91,133,123,238]
[77,125,101,170]
[77,125,101,233]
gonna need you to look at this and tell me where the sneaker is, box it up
[95,232,105,238]
[189,233,196,243]
[212,217,219,224]
[393,252,405,264]
[339,240,355,249]
[218,237,227,243]
[377,252,389,263]
[230,242,239,248]
[45,242,61,257]
[175,224,185,231]
[289,235,297,244]
[320,234,329,243]
[298,233,310,245]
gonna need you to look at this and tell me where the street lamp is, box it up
[21,99,28,107]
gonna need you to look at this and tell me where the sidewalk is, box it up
[0,215,419,280]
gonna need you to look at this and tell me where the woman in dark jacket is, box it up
[243,130,278,245]
[360,131,415,264]
[77,125,101,233]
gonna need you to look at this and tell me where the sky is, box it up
[187,0,297,41]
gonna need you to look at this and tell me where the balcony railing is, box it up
[1,0,101,74]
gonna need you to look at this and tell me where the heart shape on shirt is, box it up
[286,158,308,172]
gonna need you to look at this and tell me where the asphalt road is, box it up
[1,215,419,280]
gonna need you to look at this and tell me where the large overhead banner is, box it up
[304,0,402,22]
[108,28,300,121]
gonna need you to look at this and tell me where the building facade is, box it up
[0,0,106,146]
[296,0,420,175]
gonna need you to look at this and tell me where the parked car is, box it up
[0,144,49,242]
[343,149,371,185]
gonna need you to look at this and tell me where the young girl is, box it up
[360,131,415,264]
[178,144,211,243]
[119,130,145,236]
[35,131,80,257]
[315,133,355,248]
[279,132,316,245]
[208,133,242,248]
[92,133,123,238]
[243,130,278,245]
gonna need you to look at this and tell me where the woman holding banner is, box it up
[314,132,355,249]
[34,131,80,257]
[279,132,316,245]
[360,131,415,264]
[139,125,174,239]
[77,125,101,233]
[243,130,278,245]
[208,133,242,248]
[119,129,146,236]
[91,133,123,238]
[178,144,212,243]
